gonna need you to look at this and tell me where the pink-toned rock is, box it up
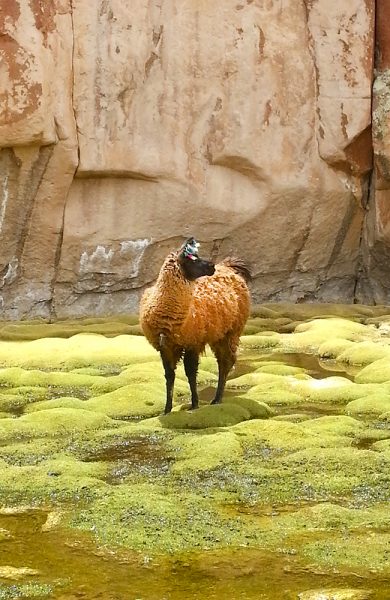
[0,1,78,318]
[306,0,374,176]
[0,0,386,318]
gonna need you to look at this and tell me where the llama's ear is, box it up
[179,238,200,261]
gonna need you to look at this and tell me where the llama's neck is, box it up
[153,255,193,324]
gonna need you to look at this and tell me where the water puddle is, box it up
[0,510,388,600]
[199,351,350,419]
[225,350,357,390]
[83,435,172,484]
[269,352,359,380]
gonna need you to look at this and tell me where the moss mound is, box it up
[223,397,273,419]
[0,408,117,442]
[355,358,390,384]
[158,403,252,430]
[168,430,243,473]
[337,341,390,365]
[345,394,390,416]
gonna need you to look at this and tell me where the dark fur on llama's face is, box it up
[178,238,215,280]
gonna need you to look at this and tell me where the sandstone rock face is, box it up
[0,0,385,319]
[0,0,78,319]
[357,0,390,303]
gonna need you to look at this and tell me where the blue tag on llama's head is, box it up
[182,238,200,260]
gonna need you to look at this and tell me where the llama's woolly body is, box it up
[139,240,251,413]
[140,252,250,353]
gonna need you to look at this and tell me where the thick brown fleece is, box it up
[140,251,250,357]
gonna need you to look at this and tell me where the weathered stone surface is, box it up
[0,1,78,319]
[0,0,387,318]
[357,0,390,303]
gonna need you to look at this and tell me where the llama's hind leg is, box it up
[183,349,200,409]
[160,347,182,414]
[210,338,237,405]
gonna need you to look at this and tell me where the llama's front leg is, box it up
[183,349,200,409]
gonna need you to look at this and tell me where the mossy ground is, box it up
[1,306,390,598]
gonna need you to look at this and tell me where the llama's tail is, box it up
[221,257,252,283]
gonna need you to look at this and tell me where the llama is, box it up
[140,237,251,414]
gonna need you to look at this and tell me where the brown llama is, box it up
[139,237,251,414]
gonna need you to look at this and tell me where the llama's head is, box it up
[178,237,215,280]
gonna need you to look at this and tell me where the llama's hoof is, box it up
[210,399,221,405]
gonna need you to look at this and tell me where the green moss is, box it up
[337,341,390,366]
[0,367,99,396]
[243,324,262,335]
[232,419,349,454]
[25,397,86,414]
[281,445,384,470]
[251,305,280,318]
[84,382,185,419]
[0,387,49,409]
[255,363,306,376]
[83,362,215,397]
[259,302,376,320]
[372,439,390,452]
[355,358,390,384]
[0,438,67,466]
[88,369,158,396]
[158,404,251,430]
[241,317,292,335]
[221,441,390,505]
[276,446,390,500]
[0,333,157,371]
[345,394,390,416]
[197,354,219,375]
[240,334,281,350]
[0,315,141,341]
[265,502,390,575]
[272,413,312,423]
[226,371,290,390]
[0,408,118,442]
[276,501,390,533]
[290,377,378,406]
[318,338,355,359]
[279,319,375,354]
[0,583,55,599]
[299,416,364,438]
[223,397,273,419]
[168,430,243,473]
[69,483,261,553]
[302,533,390,574]
[243,388,303,406]
[236,373,370,408]
[0,455,108,505]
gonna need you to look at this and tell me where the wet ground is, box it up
[0,509,388,600]
[0,307,390,599]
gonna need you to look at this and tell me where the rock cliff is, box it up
[0,0,386,319]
